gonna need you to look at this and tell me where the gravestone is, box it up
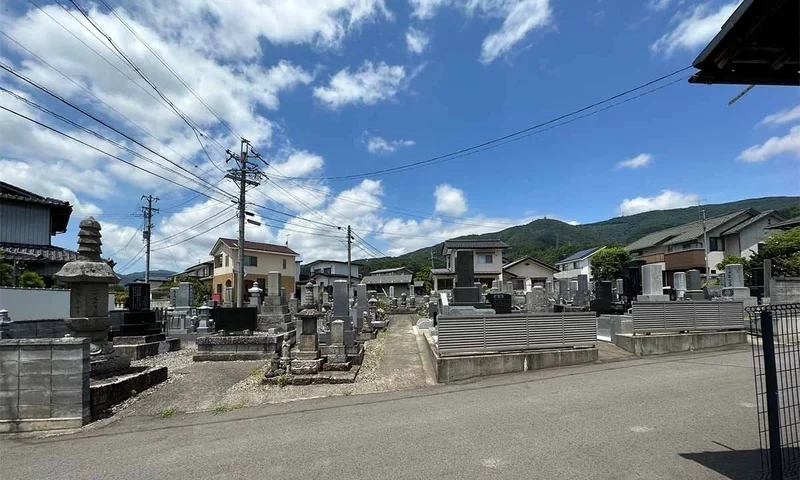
[558,279,569,302]
[249,285,262,312]
[722,264,754,306]
[526,286,547,313]
[569,280,578,302]
[292,283,324,374]
[673,272,687,299]
[118,282,159,336]
[638,264,669,301]
[452,250,482,304]
[389,286,395,298]
[505,281,514,294]
[545,281,554,298]
[590,281,612,314]
[267,271,281,297]
[577,274,589,306]
[224,287,234,307]
[763,259,772,298]
[355,284,368,329]
[400,292,407,309]
[170,287,179,308]
[615,278,624,301]
[685,269,705,301]
[259,272,292,332]
[327,319,348,364]
[724,264,745,288]
[0,309,10,339]
[332,280,349,319]
[127,282,150,311]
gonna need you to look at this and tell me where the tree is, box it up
[590,246,631,281]
[0,251,12,287]
[716,255,747,271]
[156,276,211,306]
[109,284,128,306]
[749,227,800,277]
[413,265,432,293]
[17,270,45,288]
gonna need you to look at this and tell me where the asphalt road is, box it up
[1,347,764,480]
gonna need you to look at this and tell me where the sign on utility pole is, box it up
[226,138,263,308]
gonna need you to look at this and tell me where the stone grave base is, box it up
[388,308,417,315]
[613,331,747,356]
[357,330,376,342]
[90,366,168,419]
[90,355,132,377]
[113,334,181,361]
[193,331,294,362]
[290,358,325,375]
[262,365,361,385]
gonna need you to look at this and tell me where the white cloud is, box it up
[651,1,741,57]
[313,61,407,108]
[738,125,800,163]
[619,190,700,215]
[434,184,467,216]
[406,27,430,54]
[409,0,553,64]
[364,134,415,154]
[479,0,553,64]
[616,153,653,169]
[759,106,800,126]
[648,0,673,11]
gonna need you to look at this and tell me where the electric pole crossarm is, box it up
[141,195,159,284]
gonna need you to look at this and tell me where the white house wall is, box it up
[739,216,779,258]
[0,287,115,321]
[504,263,555,284]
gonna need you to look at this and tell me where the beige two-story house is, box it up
[210,238,298,301]
[431,239,509,292]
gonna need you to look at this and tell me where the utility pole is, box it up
[701,208,710,284]
[430,249,435,269]
[226,138,262,307]
[141,195,159,284]
[347,225,352,298]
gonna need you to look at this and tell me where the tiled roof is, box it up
[305,259,364,267]
[0,182,71,207]
[431,268,453,275]
[361,274,413,285]
[625,210,750,251]
[768,216,800,230]
[0,243,77,263]
[368,266,412,275]
[557,246,604,264]
[719,210,778,235]
[443,239,509,251]
[503,255,558,272]
[216,238,298,255]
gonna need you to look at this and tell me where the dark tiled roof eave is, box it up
[442,239,510,251]
[0,243,78,262]
[216,238,298,256]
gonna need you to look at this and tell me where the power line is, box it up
[152,214,238,251]
[151,207,235,246]
[106,221,143,257]
[0,105,235,205]
[0,64,233,200]
[279,66,692,181]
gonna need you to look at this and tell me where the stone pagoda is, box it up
[55,217,130,376]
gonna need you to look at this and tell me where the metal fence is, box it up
[436,312,597,357]
[631,301,745,334]
[747,304,800,480]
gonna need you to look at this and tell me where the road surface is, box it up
[1,347,763,479]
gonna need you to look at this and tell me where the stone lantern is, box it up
[55,217,129,376]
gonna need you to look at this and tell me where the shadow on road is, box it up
[680,448,800,479]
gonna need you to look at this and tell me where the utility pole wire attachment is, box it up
[140,195,159,284]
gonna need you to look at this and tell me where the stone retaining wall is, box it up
[0,337,90,433]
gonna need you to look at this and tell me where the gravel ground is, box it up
[131,348,196,373]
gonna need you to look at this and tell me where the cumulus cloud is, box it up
[434,184,468,216]
[738,126,800,163]
[364,134,415,154]
[313,61,407,109]
[409,0,553,64]
[651,1,741,57]
[648,0,673,11]
[406,27,430,54]
[759,106,800,126]
[616,153,653,169]
[619,190,700,215]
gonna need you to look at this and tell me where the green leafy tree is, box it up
[0,251,13,287]
[716,255,747,271]
[156,276,211,306]
[109,284,128,306]
[590,246,631,281]
[749,227,800,277]
[413,265,432,293]
[17,270,45,288]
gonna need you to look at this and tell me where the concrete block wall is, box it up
[771,277,800,304]
[0,338,90,433]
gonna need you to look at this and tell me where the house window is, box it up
[216,284,222,294]
[225,255,229,267]
[477,254,493,264]
[244,255,258,267]
[438,278,454,289]
[709,237,725,251]
[323,266,331,274]
[512,279,525,290]
[573,262,580,270]
[215,255,223,268]
[283,259,287,269]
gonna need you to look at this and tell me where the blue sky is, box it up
[1,0,798,272]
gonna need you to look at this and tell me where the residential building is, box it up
[361,266,413,297]
[502,255,558,291]
[553,246,605,281]
[768,216,800,231]
[132,275,171,290]
[302,259,362,294]
[624,209,784,285]
[209,238,298,301]
[431,239,509,292]
[0,182,74,286]
[169,260,214,285]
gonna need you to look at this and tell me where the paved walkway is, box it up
[374,314,433,389]
[2,348,761,479]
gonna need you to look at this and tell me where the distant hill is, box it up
[357,196,800,273]
[116,269,176,285]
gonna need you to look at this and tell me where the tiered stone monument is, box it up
[55,217,129,376]
[637,264,669,301]
[722,264,756,307]
[292,283,324,374]
[257,272,293,332]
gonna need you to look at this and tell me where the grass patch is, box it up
[212,402,244,414]
[157,407,177,418]
[275,374,289,388]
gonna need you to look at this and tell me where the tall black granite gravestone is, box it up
[452,250,483,305]
[589,280,612,314]
[117,282,160,336]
